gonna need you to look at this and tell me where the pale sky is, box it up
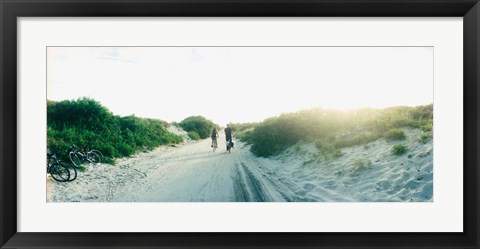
[47,47,433,126]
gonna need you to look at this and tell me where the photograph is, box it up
[2,0,477,247]
[46,46,433,202]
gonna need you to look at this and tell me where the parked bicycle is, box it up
[68,145,102,167]
[47,153,71,182]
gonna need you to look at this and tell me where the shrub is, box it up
[352,158,372,170]
[421,122,433,132]
[47,98,183,164]
[384,129,406,140]
[333,132,380,148]
[240,129,255,144]
[392,144,408,155]
[229,122,257,145]
[179,116,219,139]
[117,143,135,157]
[187,131,201,140]
[234,104,432,157]
[315,140,343,160]
[250,124,290,157]
[418,133,431,144]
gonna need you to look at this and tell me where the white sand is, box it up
[268,128,433,202]
[47,128,432,202]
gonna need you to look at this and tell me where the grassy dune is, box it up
[48,98,183,164]
[231,104,433,157]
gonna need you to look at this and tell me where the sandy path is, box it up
[48,128,433,202]
[130,139,290,202]
[48,139,290,202]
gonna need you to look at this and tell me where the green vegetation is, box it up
[333,132,381,148]
[234,104,432,157]
[315,140,343,160]
[352,158,372,170]
[418,133,431,144]
[384,129,406,141]
[48,98,183,164]
[421,122,433,132]
[228,122,258,144]
[187,131,201,140]
[179,116,219,140]
[392,144,408,156]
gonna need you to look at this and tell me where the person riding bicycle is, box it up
[211,127,219,148]
[224,124,234,150]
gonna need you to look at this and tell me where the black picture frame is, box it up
[1,0,479,248]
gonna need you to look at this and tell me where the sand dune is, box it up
[47,128,432,202]
[268,128,433,202]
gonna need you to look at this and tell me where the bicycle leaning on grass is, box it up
[47,153,71,182]
[68,145,102,167]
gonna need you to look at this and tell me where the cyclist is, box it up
[211,127,219,148]
[224,124,234,150]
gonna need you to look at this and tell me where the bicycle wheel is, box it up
[226,142,231,154]
[87,151,101,164]
[67,165,77,182]
[89,149,103,158]
[212,139,217,152]
[69,152,82,167]
[49,163,70,182]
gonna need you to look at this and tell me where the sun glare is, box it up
[47,46,433,126]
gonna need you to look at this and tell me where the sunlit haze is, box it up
[47,47,433,126]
